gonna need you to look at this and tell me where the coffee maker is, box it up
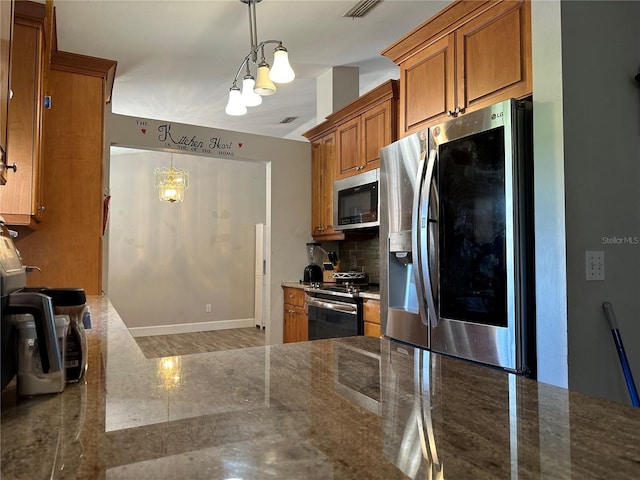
[0,219,63,391]
[303,242,323,283]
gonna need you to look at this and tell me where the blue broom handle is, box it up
[602,302,640,407]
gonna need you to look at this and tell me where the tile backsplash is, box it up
[337,235,380,284]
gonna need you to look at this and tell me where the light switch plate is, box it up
[586,251,605,281]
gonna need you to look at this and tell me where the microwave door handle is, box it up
[412,154,429,327]
[414,149,438,327]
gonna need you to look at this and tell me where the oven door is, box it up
[306,295,362,340]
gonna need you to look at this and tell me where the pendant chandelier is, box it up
[154,154,189,203]
[225,0,295,116]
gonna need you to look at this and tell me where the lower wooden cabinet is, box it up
[283,287,308,343]
[363,298,381,338]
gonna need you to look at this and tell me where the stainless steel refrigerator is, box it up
[380,98,535,375]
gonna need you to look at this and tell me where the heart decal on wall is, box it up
[238,142,243,148]
[141,128,147,134]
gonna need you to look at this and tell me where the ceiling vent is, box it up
[279,116,298,124]
[343,0,382,18]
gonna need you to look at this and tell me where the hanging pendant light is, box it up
[241,74,263,107]
[225,84,248,116]
[269,44,295,84]
[155,154,189,203]
[224,0,295,116]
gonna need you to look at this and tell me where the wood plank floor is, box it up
[134,327,265,358]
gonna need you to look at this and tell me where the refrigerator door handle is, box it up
[420,149,438,327]
[412,154,429,326]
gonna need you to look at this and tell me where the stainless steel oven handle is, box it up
[305,297,358,315]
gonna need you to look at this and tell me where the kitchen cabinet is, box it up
[0,0,46,227]
[303,80,397,240]
[7,5,116,296]
[309,131,343,240]
[332,81,397,179]
[0,0,14,185]
[363,298,381,338]
[382,0,532,136]
[283,287,308,343]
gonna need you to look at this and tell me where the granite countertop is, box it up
[2,296,640,479]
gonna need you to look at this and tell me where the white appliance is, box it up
[254,223,267,328]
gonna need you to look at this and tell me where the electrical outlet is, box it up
[586,251,605,281]
[205,304,212,313]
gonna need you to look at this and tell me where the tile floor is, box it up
[134,327,265,358]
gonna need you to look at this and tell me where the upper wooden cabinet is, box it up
[382,0,532,137]
[0,0,46,227]
[309,131,342,240]
[0,0,14,185]
[304,80,397,241]
[330,81,398,179]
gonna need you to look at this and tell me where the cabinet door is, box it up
[336,116,360,178]
[320,132,337,234]
[310,131,342,240]
[364,322,381,338]
[361,102,392,172]
[311,141,324,236]
[456,0,531,112]
[0,0,13,185]
[284,304,308,343]
[400,34,455,136]
[0,15,44,226]
[363,299,380,325]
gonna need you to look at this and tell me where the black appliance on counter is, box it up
[0,218,90,392]
[303,242,323,283]
[0,221,62,391]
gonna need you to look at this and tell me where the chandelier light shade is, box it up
[225,85,248,116]
[225,0,295,116]
[269,45,295,84]
[155,154,189,203]
[254,61,276,95]
[241,75,263,106]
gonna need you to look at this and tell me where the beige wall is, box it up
[108,149,266,332]
[106,113,311,344]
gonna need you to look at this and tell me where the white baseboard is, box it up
[128,318,256,337]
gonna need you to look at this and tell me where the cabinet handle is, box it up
[38,205,45,212]
[7,163,16,173]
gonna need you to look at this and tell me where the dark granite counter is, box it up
[2,296,639,479]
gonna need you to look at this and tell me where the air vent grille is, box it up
[343,0,381,18]
[279,116,298,124]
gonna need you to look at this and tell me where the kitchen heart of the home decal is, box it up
[133,118,243,158]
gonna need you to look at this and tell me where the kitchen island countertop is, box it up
[2,296,639,479]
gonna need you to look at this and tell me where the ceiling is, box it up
[53,0,452,141]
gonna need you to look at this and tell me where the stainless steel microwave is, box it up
[333,168,379,230]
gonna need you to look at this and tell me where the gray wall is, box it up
[108,149,266,332]
[532,0,640,404]
[561,0,640,403]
